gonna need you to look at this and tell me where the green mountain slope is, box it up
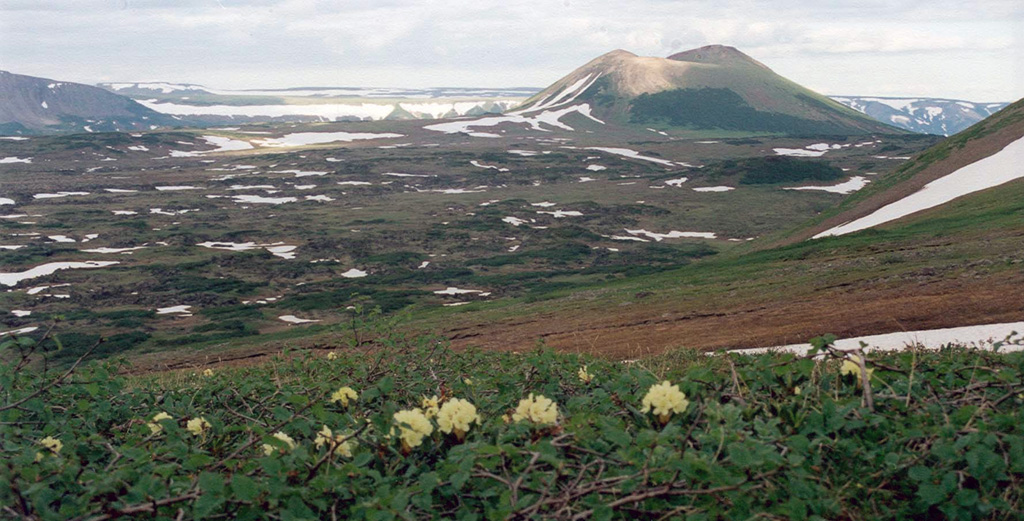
[789,96,1024,242]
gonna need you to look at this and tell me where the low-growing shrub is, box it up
[2,323,1023,520]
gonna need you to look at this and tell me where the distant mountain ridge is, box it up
[510,45,900,135]
[96,82,530,123]
[0,71,177,135]
[100,82,539,99]
[830,96,1009,136]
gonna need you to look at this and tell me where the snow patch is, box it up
[1,261,119,287]
[816,136,1024,238]
[786,176,869,195]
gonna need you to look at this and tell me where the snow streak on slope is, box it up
[511,73,602,114]
[423,104,603,135]
[815,136,1024,238]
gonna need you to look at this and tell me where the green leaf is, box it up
[199,471,225,496]
[918,483,946,506]
[450,471,470,490]
[908,466,932,482]
[232,474,259,503]
[591,504,613,521]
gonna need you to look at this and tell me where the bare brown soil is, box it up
[441,271,1024,359]
[125,268,1024,374]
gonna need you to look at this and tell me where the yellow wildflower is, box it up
[330,386,358,407]
[578,365,594,384]
[840,355,875,381]
[186,417,211,436]
[327,352,338,360]
[392,408,433,451]
[36,436,63,461]
[147,412,173,434]
[314,425,354,458]
[463,378,473,386]
[437,398,480,440]
[262,431,297,456]
[202,368,214,377]
[641,381,689,424]
[793,386,802,396]
[512,394,558,425]
[421,395,440,418]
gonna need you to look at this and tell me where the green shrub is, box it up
[3,324,1023,520]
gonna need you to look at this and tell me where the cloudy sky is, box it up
[1,0,1022,101]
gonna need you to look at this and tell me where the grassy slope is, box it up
[124,175,1021,364]
[775,97,1024,244]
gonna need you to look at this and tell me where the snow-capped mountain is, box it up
[829,96,1009,136]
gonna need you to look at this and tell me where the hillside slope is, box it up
[831,96,1009,136]
[510,45,898,135]
[799,97,1024,240]
[0,71,177,135]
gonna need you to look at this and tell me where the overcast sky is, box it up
[1,0,1022,101]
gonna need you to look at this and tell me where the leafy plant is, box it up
[2,320,1023,519]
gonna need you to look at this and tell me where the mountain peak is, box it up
[512,44,898,135]
[600,49,638,59]
[668,44,770,70]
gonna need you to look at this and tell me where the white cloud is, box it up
[0,0,1021,100]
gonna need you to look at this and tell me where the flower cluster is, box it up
[578,365,594,384]
[641,381,689,423]
[331,386,358,407]
[186,417,211,436]
[421,395,440,418]
[392,409,434,451]
[840,355,875,382]
[512,394,558,425]
[262,431,297,456]
[314,426,354,458]
[35,436,62,461]
[147,412,173,434]
[437,398,480,440]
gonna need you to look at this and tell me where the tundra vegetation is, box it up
[2,311,1023,520]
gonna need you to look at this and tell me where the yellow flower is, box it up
[641,381,689,423]
[314,425,354,458]
[327,352,338,360]
[330,386,358,407]
[147,412,173,434]
[840,355,874,381]
[421,395,440,418]
[262,431,297,455]
[392,408,433,450]
[511,394,558,425]
[463,378,473,386]
[578,365,594,384]
[437,398,480,439]
[793,386,802,396]
[186,417,211,436]
[36,436,63,461]
[202,368,214,377]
